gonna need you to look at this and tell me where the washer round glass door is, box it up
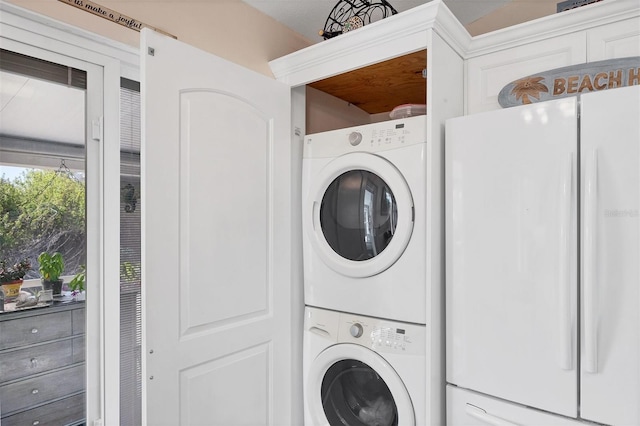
[307,153,414,278]
[307,344,415,426]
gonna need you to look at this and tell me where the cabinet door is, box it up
[142,29,297,425]
[446,98,579,417]
[587,16,640,61]
[466,32,586,114]
[580,85,640,426]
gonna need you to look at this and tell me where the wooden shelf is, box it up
[308,50,427,114]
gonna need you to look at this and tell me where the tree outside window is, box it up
[0,166,85,281]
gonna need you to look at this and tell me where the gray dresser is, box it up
[0,302,85,425]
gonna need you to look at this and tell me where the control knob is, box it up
[348,132,363,146]
[349,323,364,338]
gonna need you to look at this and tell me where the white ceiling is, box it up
[242,0,515,43]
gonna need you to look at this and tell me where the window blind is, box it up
[120,78,142,426]
[0,48,86,89]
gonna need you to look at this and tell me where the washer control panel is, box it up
[339,313,425,356]
[305,306,426,356]
[369,326,410,352]
[349,323,364,338]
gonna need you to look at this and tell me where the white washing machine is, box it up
[303,306,426,426]
[302,115,429,324]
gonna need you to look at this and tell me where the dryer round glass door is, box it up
[307,153,414,278]
[321,170,397,261]
[307,344,415,426]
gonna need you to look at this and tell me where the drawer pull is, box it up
[33,421,40,425]
[30,358,38,367]
[31,327,38,334]
[32,388,39,394]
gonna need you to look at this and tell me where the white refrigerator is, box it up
[445,85,639,425]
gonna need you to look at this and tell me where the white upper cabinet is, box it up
[465,0,640,114]
[587,16,640,61]
[465,32,586,114]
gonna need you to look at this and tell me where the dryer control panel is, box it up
[303,115,428,158]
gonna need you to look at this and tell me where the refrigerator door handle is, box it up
[558,153,573,371]
[465,403,520,426]
[584,148,598,374]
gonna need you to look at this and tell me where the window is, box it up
[0,49,86,281]
[119,77,142,426]
[0,48,88,423]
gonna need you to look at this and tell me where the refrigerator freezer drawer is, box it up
[447,385,584,426]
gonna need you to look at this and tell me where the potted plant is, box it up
[0,258,31,300]
[38,252,64,295]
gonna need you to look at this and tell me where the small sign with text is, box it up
[498,57,640,108]
[57,0,176,38]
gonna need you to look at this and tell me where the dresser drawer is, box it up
[1,392,85,426]
[0,364,84,415]
[72,336,85,363]
[72,308,85,335]
[0,311,73,350]
[0,340,74,383]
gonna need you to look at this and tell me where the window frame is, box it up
[1,3,140,424]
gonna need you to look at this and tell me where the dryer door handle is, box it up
[312,201,320,231]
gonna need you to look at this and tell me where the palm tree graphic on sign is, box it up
[510,76,549,104]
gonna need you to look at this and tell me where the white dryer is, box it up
[303,306,426,426]
[302,116,429,324]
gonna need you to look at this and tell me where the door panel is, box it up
[179,91,268,332]
[180,344,270,426]
[580,85,640,426]
[445,98,578,417]
[142,29,294,425]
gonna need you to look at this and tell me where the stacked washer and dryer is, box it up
[302,115,437,426]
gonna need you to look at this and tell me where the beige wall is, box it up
[6,0,576,75]
[5,0,312,76]
[466,0,559,36]
[305,87,372,134]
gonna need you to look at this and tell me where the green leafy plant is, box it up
[120,261,139,281]
[1,170,85,277]
[69,264,85,293]
[0,258,31,284]
[38,251,64,282]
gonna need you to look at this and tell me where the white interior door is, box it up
[580,85,640,426]
[446,98,579,417]
[141,29,296,425]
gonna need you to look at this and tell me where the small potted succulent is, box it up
[0,258,31,300]
[38,252,65,295]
